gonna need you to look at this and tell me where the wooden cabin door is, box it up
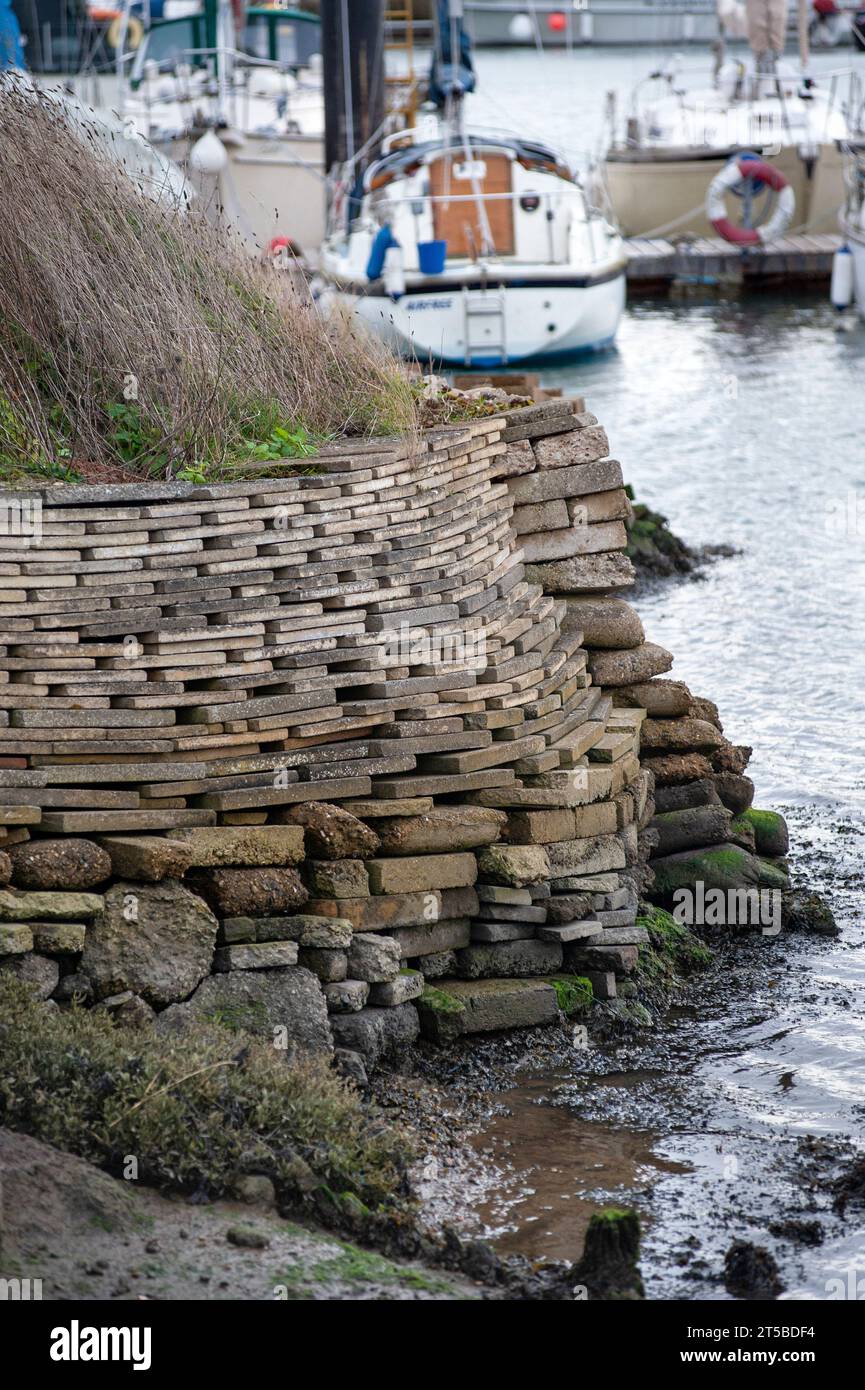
[428,152,515,258]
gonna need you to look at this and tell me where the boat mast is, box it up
[432,1,493,258]
[200,0,232,128]
[430,0,475,130]
[321,0,386,172]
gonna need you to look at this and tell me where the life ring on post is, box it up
[706,155,795,245]
[105,13,144,50]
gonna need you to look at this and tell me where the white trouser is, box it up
[745,0,788,56]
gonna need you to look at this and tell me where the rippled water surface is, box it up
[470,44,865,810]
[544,297,865,811]
[449,46,865,1298]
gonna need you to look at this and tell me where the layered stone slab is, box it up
[417,978,558,1039]
[0,396,672,1057]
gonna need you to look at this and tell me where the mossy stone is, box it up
[650,845,764,899]
[571,1206,644,1299]
[739,808,789,858]
[544,974,593,1016]
[416,986,466,1043]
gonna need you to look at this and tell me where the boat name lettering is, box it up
[405,298,453,310]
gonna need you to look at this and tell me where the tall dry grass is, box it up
[0,82,415,481]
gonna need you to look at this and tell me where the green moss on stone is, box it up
[739,808,789,858]
[201,999,269,1031]
[419,986,465,1016]
[594,1205,632,1225]
[275,1239,467,1299]
[741,808,776,835]
[619,1001,653,1028]
[757,856,790,889]
[639,906,713,968]
[545,974,593,1016]
[703,846,749,874]
[651,844,763,898]
[729,812,756,844]
[634,906,713,992]
[338,1191,370,1221]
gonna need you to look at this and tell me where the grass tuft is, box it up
[0,86,416,482]
[545,974,593,1016]
[0,976,414,1213]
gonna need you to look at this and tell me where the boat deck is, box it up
[625,232,841,291]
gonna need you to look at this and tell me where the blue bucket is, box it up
[418,239,447,275]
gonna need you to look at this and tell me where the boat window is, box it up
[130,17,204,83]
[241,16,311,67]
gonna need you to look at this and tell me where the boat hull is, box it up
[155,132,326,254]
[604,142,845,238]
[463,3,720,47]
[321,275,626,366]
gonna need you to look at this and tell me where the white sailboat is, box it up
[82,2,326,254]
[600,0,852,240]
[317,4,625,366]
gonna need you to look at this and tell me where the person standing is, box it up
[745,0,789,69]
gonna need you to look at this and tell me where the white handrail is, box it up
[376,187,594,206]
[380,123,573,172]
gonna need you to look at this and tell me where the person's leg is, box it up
[745,0,771,57]
[768,0,787,56]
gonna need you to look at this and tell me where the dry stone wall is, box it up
[501,405,790,922]
[0,400,785,1070]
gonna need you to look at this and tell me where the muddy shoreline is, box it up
[371,803,865,1300]
[5,805,858,1302]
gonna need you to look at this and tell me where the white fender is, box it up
[831,245,855,309]
[383,244,406,299]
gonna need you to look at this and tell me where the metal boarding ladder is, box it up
[462,287,507,366]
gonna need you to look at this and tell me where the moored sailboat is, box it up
[70,1,327,254]
[600,0,852,241]
[317,3,626,366]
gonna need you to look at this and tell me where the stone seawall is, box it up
[0,400,787,1071]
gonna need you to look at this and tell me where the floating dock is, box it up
[625,232,841,292]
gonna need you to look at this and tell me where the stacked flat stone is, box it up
[0,404,645,1045]
[612,681,790,904]
[0,398,786,1062]
[500,407,657,998]
[0,424,524,822]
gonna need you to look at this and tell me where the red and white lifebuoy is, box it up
[706,156,795,246]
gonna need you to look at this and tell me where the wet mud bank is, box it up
[375,806,864,1300]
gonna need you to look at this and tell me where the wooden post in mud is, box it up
[571,1208,645,1300]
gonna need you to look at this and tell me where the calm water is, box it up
[468,43,856,165]
[449,47,865,1298]
[468,45,865,813]
[544,298,865,813]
